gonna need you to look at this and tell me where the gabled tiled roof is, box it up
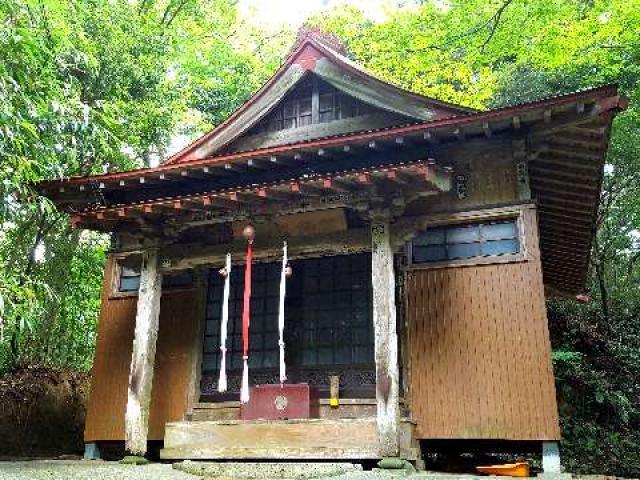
[162,30,475,165]
[34,27,627,296]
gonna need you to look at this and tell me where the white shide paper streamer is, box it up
[278,241,288,385]
[217,253,231,392]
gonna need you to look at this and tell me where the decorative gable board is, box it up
[189,63,306,160]
[312,58,435,120]
[221,74,414,154]
[166,34,473,165]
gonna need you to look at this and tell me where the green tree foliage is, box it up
[0,0,283,371]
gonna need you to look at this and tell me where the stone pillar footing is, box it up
[537,474,572,480]
[542,441,562,473]
[83,442,101,460]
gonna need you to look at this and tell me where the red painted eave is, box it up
[37,84,625,191]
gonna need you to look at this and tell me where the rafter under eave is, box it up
[70,159,451,232]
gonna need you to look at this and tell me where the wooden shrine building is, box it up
[38,31,626,467]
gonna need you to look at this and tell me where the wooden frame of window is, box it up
[250,75,377,135]
[404,204,531,271]
[109,256,196,299]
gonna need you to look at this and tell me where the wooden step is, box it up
[162,446,381,460]
[189,399,377,421]
[191,402,240,421]
[161,418,380,460]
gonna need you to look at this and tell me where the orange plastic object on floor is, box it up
[476,461,530,477]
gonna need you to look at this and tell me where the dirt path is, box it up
[0,460,199,480]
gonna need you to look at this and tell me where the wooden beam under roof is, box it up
[528,95,625,137]
[532,184,598,202]
[544,144,603,162]
[536,209,596,227]
[538,225,593,242]
[533,156,602,173]
[528,164,600,183]
[547,132,605,150]
[70,159,451,231]
[538,222,593,238]
[536,192,598,209]
[531,176,600,193]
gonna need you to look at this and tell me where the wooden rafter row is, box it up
[40,87,624,194]
[70,158,450,229]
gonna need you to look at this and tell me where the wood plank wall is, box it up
[404,138,518,217]
[406,207,560,440]
[84,258,200,441]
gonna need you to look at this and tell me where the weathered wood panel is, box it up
[84,257,200,441]
[406,207,560,440]
[161,418,379,460]
[405,138,518,216]
[227,112,411,153]
[84,258,136,441]
[190,399,377,421]
[148,287,200,439]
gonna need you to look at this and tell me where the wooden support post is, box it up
[184,269,208,420]
[371,216,400,457]
[125,248,163,456]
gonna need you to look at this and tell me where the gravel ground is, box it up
[0,460,420,480]
[0,460,199,480]
[2,460,610,480]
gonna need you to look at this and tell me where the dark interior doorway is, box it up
[199,253,375,401]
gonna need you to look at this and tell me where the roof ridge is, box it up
[162,31,473,166]
[293,27,347,55]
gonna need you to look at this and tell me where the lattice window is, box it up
[410,219,520,264]
[117,264,193,293]
[298,254,373,366]
[200,253,374,398]
[250,76,379,134]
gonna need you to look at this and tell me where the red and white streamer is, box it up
[240,240,254,404]
[278,241,288,385]
[217,253,231,393]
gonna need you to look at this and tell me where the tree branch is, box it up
[479,0,514,51]
[374,0,516,55]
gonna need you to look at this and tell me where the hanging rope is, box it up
[278,241,288,385]
[240,232,254,404]
[217,253,231,393]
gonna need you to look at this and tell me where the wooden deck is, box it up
[160,418,381,460]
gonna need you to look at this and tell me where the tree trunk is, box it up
[125,248,162,456]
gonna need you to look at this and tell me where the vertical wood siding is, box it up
[84,258,200,441]
[406,207,560,440]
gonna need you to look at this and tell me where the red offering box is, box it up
[240,384,318,420]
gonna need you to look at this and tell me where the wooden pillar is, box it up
[371,216,400,457]
[125,248,163,456]
[184,268,208,420]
